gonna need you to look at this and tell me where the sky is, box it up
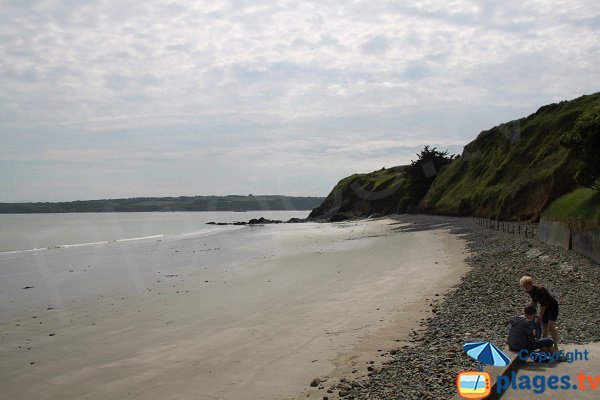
[1,0,599,202]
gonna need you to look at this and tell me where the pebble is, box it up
[321,215,600,399]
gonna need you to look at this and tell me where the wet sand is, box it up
[0,218,469,400]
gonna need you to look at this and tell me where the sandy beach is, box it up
[0,218,468,400]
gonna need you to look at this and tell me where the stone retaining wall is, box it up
[538,218,600,264]
[537,219,571,249]
[572,226,600,264]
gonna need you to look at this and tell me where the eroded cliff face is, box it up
[495,158,580,221]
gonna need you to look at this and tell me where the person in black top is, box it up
[519,276,559,351]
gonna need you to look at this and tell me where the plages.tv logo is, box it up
[457,341,511,399]
[457,371,491,399]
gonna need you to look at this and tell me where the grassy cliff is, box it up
[308,166,411,221]
[541,188,600,227]
[422,93,600,221]
[312,92,600,222]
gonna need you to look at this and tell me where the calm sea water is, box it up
[0,211,310,252]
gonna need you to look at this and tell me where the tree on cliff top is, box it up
[562,105,600,190]
[407,145,457,204]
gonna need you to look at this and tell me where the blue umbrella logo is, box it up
[463,341,511,370]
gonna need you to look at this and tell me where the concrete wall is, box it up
[538,218,600,264]
[538,219,571,250]
[572,226,600,264]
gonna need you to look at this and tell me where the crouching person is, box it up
[508,305,553,352]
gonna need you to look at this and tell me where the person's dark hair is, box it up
[524,305,537,316]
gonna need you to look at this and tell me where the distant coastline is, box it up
[0,195,324,213]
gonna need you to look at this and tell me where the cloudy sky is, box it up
[1,0,598,202]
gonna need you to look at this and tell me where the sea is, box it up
[0,210,310,253]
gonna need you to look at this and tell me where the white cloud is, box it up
[0,0,599,201]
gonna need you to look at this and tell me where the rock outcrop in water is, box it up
[207,217,307,226]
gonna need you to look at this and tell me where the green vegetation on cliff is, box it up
[422,93,600,221]
[542,188,600,227]
[309,146,456,220]
[308,166,411,221]
[561,104,600,190]
[311,92,600,222]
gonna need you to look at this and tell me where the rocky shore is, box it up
[207,216,306,225]
[319,214,600,400]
